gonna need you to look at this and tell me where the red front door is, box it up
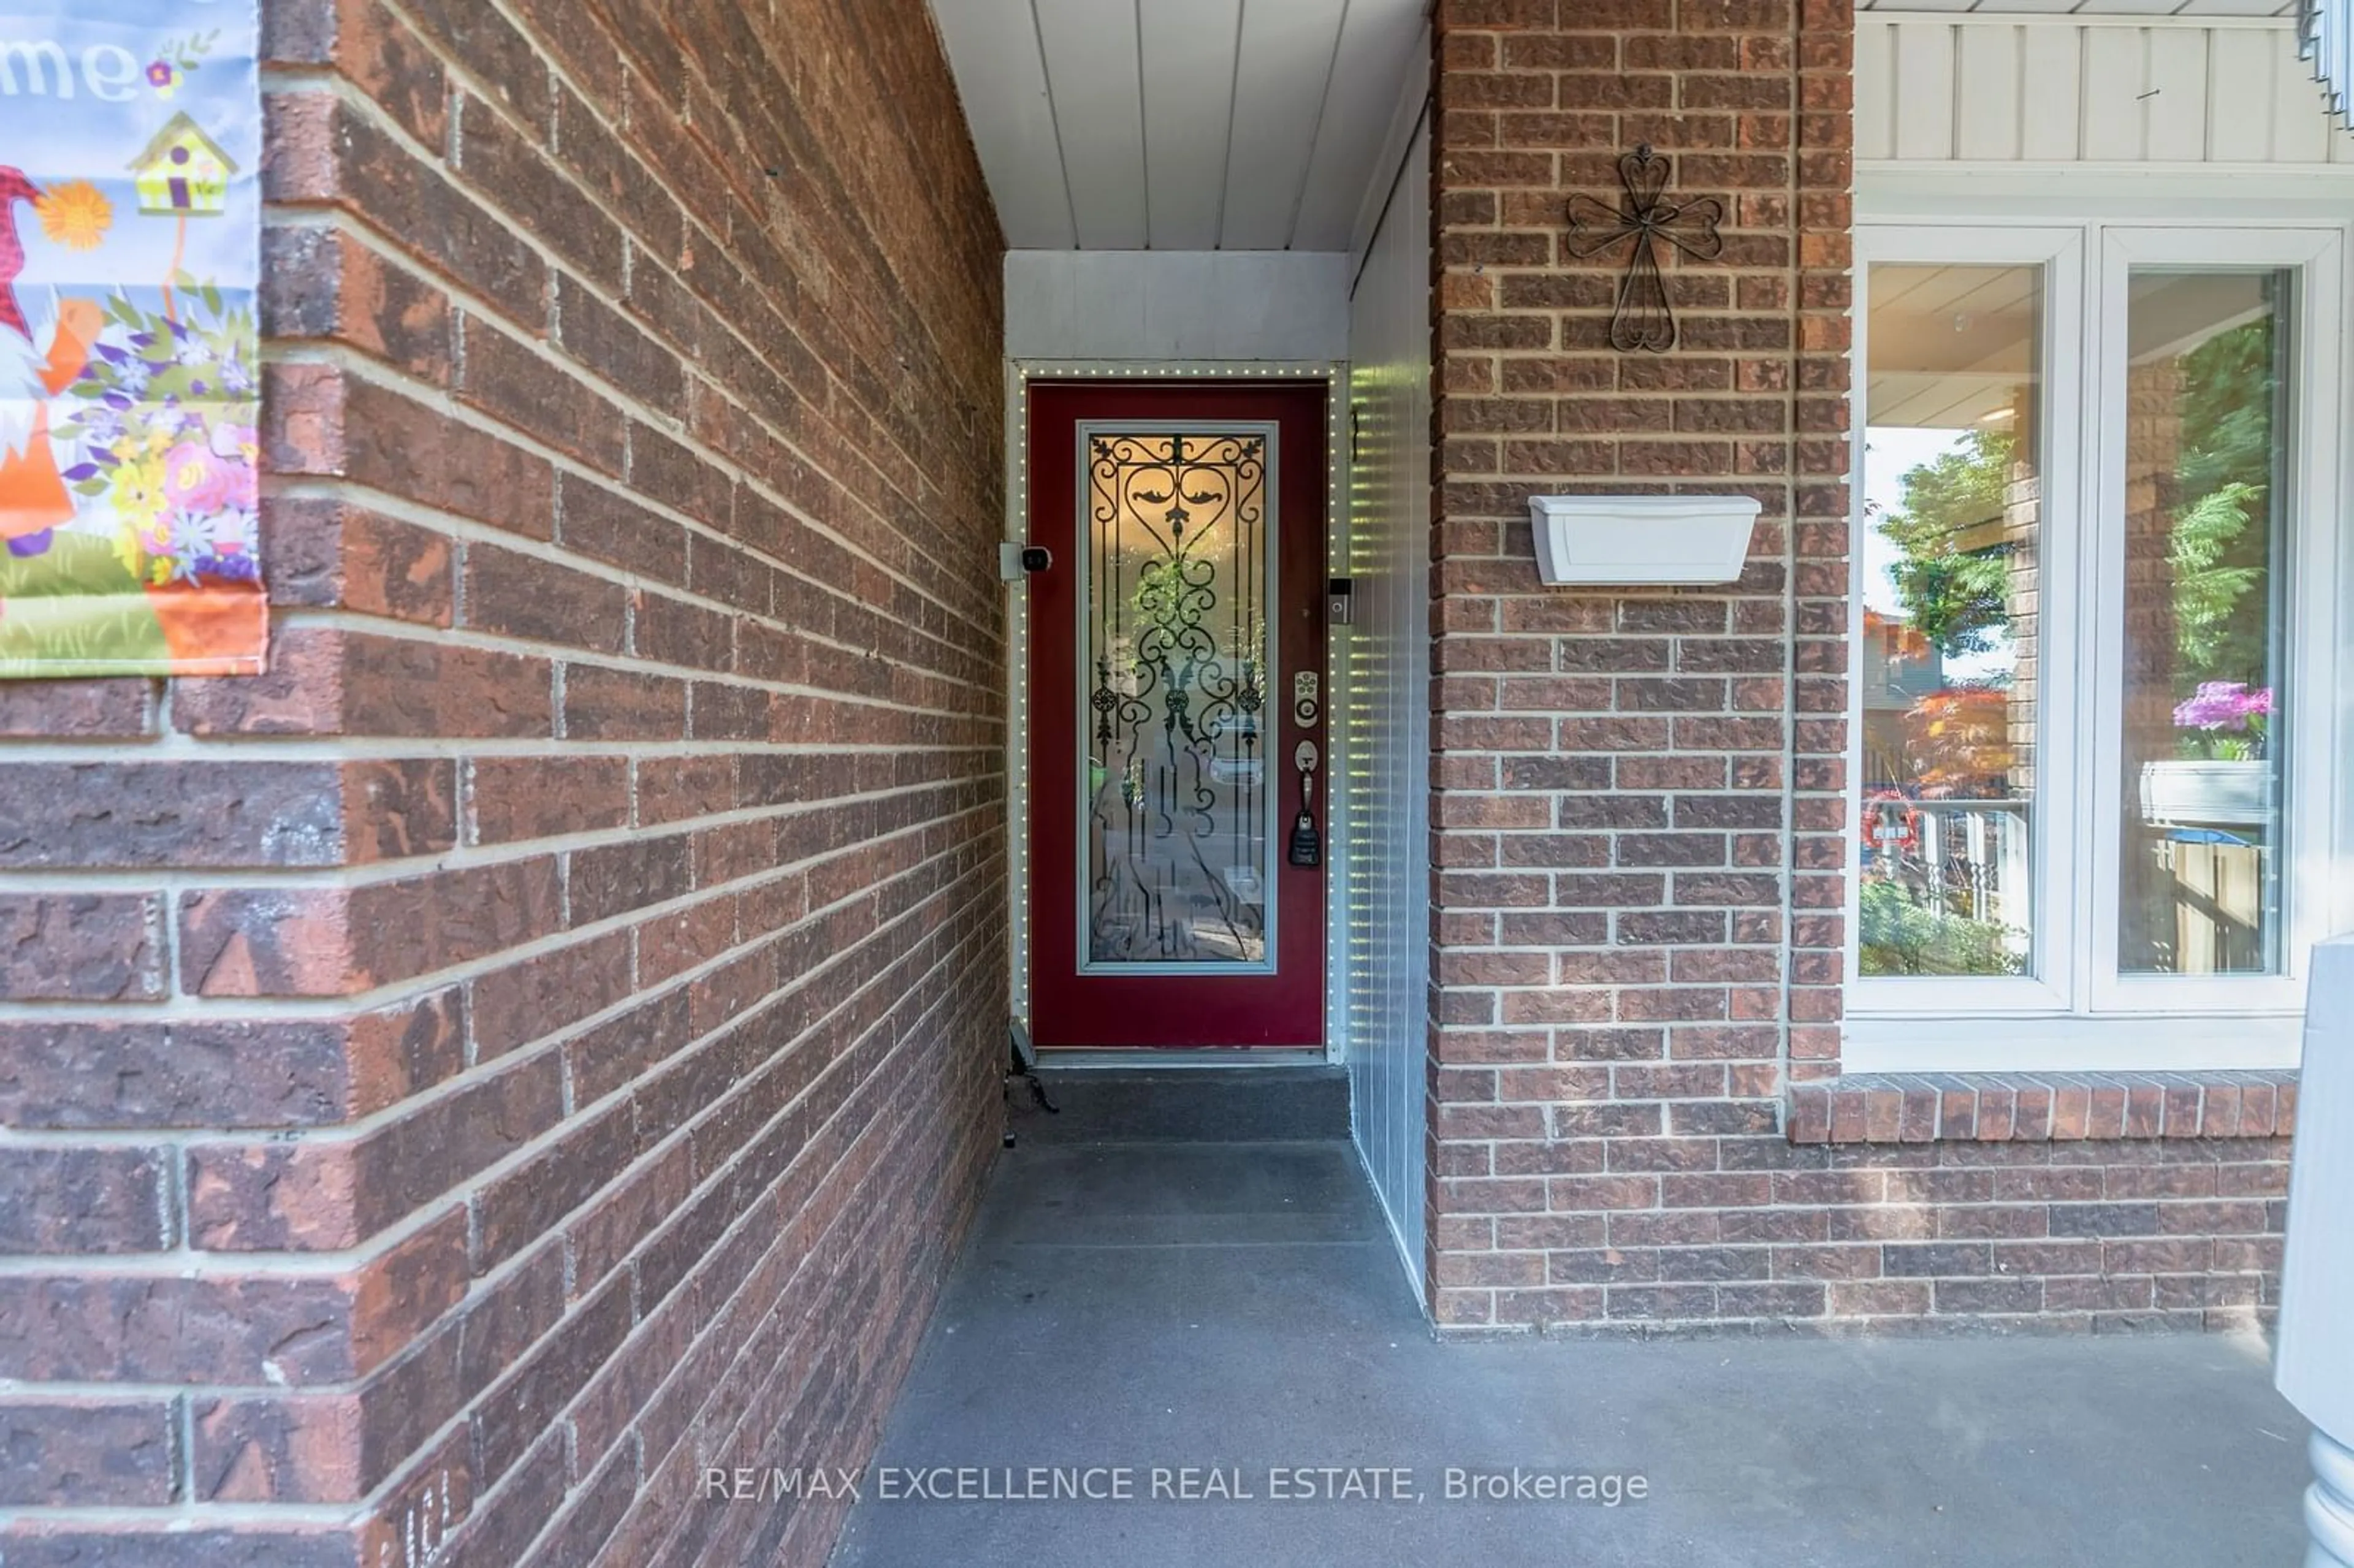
[1026,381,1329,1050]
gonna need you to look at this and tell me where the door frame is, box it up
[1004,360,1350,1065]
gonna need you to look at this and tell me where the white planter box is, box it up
[1528,495,1762,586]
[2137,759,2274,828]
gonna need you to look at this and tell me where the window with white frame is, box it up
[1849,221,2347,1071]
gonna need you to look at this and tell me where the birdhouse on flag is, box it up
[128,112,235,218]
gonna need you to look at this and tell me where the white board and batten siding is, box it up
[1344,113,1433,1306]
[1857,15,2354,166]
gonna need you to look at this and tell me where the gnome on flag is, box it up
[0,168,108,559]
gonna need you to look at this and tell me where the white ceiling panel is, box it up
[1292,0,1428,249]
[1219,0,1349,248]
[1966,0,2097,14]
[1033,0,1149,248]
[1140,0,1242,249]
[928,0,1075,248]
[931,0,1427,251]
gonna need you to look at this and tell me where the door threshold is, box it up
[1035,1048,1332,1070]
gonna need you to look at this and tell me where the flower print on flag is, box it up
[161,439,229,515]
[34,182,113,252]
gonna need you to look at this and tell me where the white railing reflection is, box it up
[2277,934,2353,1566]
[1905,798,2030,931]
[2303,0,2354,127]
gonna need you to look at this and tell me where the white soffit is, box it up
[1860,0,2293,16]
[927,0,1427,251]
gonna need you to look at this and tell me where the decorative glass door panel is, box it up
[1082,427,1275,970]
[1026,383,1328,1049]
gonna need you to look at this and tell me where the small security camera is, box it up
[998,543,1054,582]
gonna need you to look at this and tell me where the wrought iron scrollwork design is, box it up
[1566,145,1724,354]
[1084,431,1270,965]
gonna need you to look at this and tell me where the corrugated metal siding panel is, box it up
[1857,15,2349,162]
[1344,120,1431,1303]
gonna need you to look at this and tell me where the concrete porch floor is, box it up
[829,1114,2311,1567]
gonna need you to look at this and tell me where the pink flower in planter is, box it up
[2173,682,2272,733]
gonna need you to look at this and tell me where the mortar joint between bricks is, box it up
[159,1146,183,1252]
[172,1391,191,1506]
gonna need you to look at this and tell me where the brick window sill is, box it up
[1786,1071,2299,1145]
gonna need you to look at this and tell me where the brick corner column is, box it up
[1425,0,1854,1332]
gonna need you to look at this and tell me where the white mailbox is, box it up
[1527,493,1762,587]
[2279,934,2353,1567]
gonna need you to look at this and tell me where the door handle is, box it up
[1289,740,1321,869]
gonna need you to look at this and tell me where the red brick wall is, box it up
[0,2,1005,1564]
[1425,0,2290,1333]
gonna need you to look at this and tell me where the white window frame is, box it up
[1847,212,2350,1073]
[2086,226,2345,1018]
[1849,224,2086,1022]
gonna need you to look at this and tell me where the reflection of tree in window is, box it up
[1864,422,2032,975]
[2119,277,2285,976]
[2163,316,2272,717]
[1877,425,2018,664]
[1861,262,2045,979]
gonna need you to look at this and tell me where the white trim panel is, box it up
[1005,251,1353,362]
[1843,1013,2304,1072]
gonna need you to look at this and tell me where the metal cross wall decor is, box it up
[1566,145,1724,354]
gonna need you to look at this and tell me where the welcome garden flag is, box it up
[0,0,261,676]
